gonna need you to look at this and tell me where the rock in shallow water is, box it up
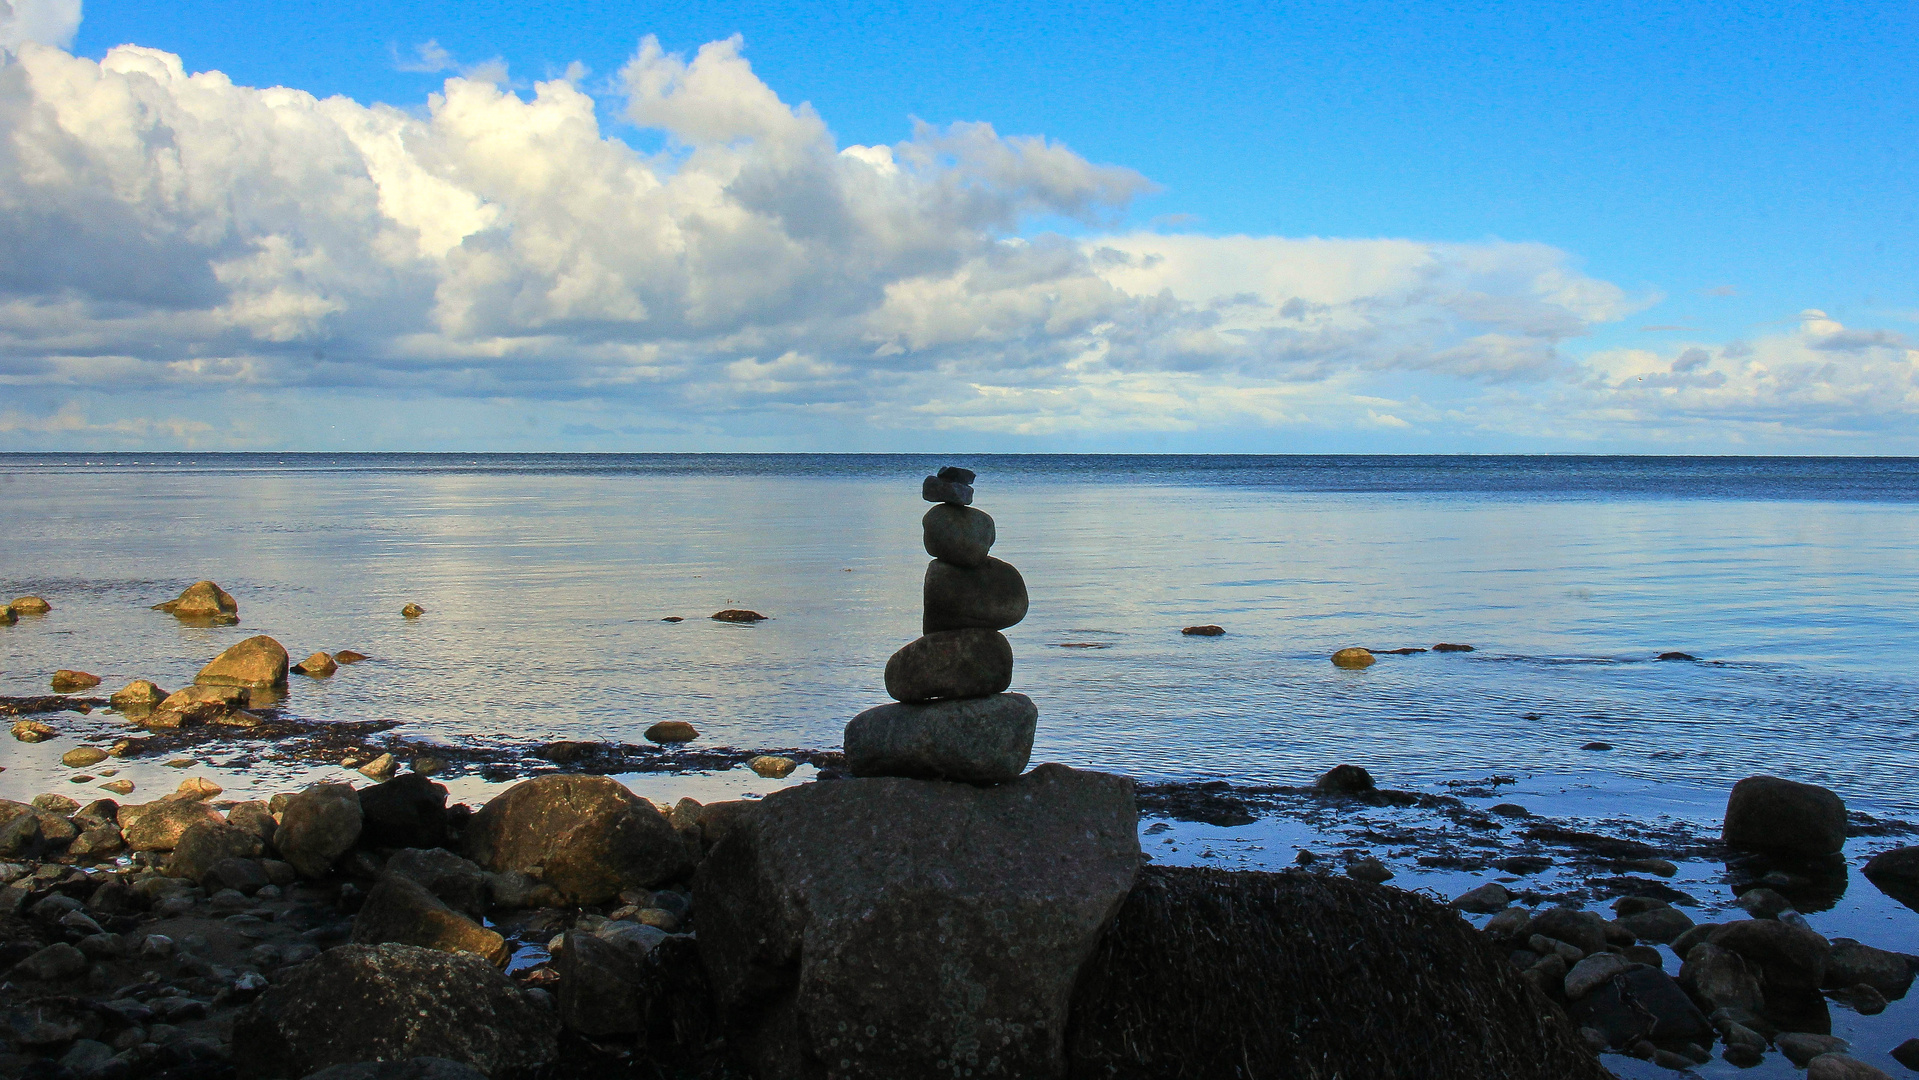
[1331,647,1375,668]
[923,556,1028,633]
[402,602,425,618]
[1723,775,1847,857]
[921,502,995,567]
[154,580,238,621]
[293,651,338,677]
[845,692,1037,785]
[196,634,290,690]
[644,720,699,743]
[884,628,1014,702]
[1181,624,1225,636]
[696,763,1138,1080]
[50,669,100,692]
[9,595,50,614]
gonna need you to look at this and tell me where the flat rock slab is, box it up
[845,692,1036,784]
[695,763,1139,1080]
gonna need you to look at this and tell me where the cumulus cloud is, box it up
[0,27,1907,450]
[0,0,78,52]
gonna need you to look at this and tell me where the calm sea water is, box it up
[3,453,1919,812]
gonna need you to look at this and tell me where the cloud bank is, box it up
[0,29,1913,450]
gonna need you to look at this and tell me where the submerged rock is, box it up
[698,763,1138,1080]
[1181,624,1225,636]
[845,692,1037,785]
[464,774,693,905]
[1723,775,1847,856]
[710,609,767,622]
[231,942,555,1078]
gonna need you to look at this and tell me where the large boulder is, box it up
[844,692,1036,785]
[274,784,363,879]
[464,775,693,905]
[357,773,449,850]
[884,629,1014,702]
[169,821,266,882]
[696,763,1138,1080]
[231,943,555,1079]
[118,799,223,852]
[155,580,238,622]
[351,874,507,965]
[1065,864,1612,1080]
[1723,776,1847,856]
[923,557,1029,633]
[197,635,290,690]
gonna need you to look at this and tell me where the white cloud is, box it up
[0,0,79,52]
[0,28,1910,450]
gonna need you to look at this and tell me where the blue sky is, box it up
[2,0,1915,451]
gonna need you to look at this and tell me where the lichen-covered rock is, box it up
[196,635,290,690]
[696,763,1138,1080]
[464,775,693,905]
[231,943,555,1079]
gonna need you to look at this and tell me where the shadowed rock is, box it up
[351,873,507,965]
[923,556,1028,633]
[274,783,363,878]
[921,503,995,567]
[884,628,1014,702]
[1723,776,1846,856]
[464,774,693,905]
[845,692,1036,785]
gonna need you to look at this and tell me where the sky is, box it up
[0,0,1915,453]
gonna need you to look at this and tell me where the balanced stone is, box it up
[885,628,1013,702]
[845,692,1036,784]
[936,465,976,484]
[923,556,1028,633]
[921,474,974,505]
[921,503,995,567]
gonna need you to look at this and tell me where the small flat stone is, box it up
[711,609,767,622]
[1181,625,1225,636]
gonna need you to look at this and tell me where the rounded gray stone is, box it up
[924,556,1028,633]
[921,503,995,568]
[844,692,1037,785]
[884,629,1013,703]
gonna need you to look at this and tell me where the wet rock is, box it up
[921,503,995,568]
[1569,964,1713,1049]
[844,692,1036,785]
[1314,763,1376,793]
[1181,624,1225,636]
[1712,918,1830,989]
[1331,647,1375,668]
[51,669,102,692]
[401,603,425,618]
[1808,1054,1895,1080]
[1723,776,1847,857]
[155,580,239,621]
[1452,882,1511,913]
[1345,857,1393,883]
[9,595,50,614]
[1849,984,1889,1015]
[358,773,448,849]
[0,603,11,625]
[1679,943,1766,1013]
[169,821,266,882]
[196,635,290,690]
[231,942,555,1078]
[351,873,507,965]
[921,473,974,505]
[1778,1032,1851,1066]
[464,774,693,905]
[60,746,109,768]
[69,824,126,859]
[1822,939,1915,998]
[11,941,87,980]
[748,755,797,779]
[883,628,1014,702]
[1432,642,1475,652]
[1565,953,1632,1000]
[699,764,1137,1080]
[710,609,766,623]
[923,556,1028,633]
[1619,904,1695,944]
[12,719,55,742]
[119,798,222,851]
[644,721,699,744]
[274,783,363,878]
[108,680,168,711]
[293,652,338,677]
[1531,907,1610,957]
[1483,906,1533,942]
[1735,886,1795,917]
[384,848,488,920]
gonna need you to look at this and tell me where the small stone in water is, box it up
[1580,742,1613,751]
[1330,648,1374,669]
[401,603,425,618]
[645,721,699,744]
[1432,642,1475,652]
[711,609,767,623]
[1345,857,1392,883]
[1181,625,1225,636]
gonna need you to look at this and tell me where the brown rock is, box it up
[154,580,238,622]
[352,873,508,965]
[710,609,767,622]
[119,798,222,851]
[1182,624,1225,636]
[1332,647,1376,668]
[923,557,1028,633]
[173,776,223,801]
[293,651,338,677]
[50,670,101,692]
[10,719,54,743]
[274,783,363,878]
[108,680,168,710]
[464,775,693,905]
[748,756,798,779]
[334,650,369,664]
[9,596,51,614]
[230,943,556,1078]
[170,821,266,882]
[196,635,290,690]
[401,603,425,618]
[60,747,108,768]
[696,764,1139,1080]
[883,628,1014,703]
[0,604,13,626]
[1723,775,1847,857]
[644,721,699,744]
[99,780,134,795]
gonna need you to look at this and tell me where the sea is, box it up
[2,453,1917,1077]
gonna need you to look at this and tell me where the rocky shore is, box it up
[5,491,1919,1079]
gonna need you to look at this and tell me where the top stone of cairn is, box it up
[922,465,975,505]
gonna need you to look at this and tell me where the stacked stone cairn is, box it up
[844,465,1037,785]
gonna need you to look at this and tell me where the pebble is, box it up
[61,746,110,768]
[11,719,55,742]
